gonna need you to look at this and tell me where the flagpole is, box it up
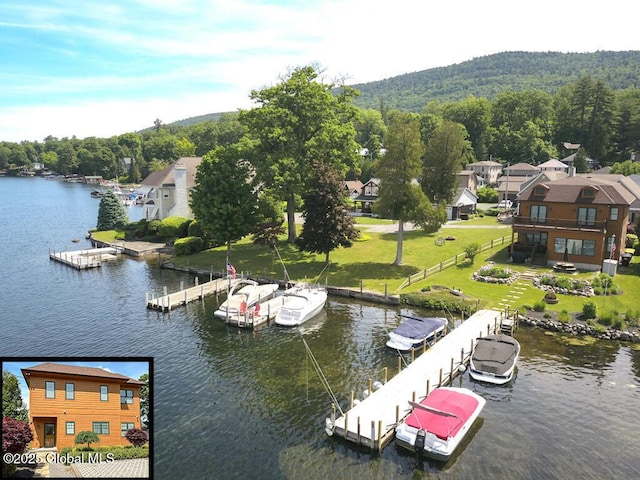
[603,234,615,310]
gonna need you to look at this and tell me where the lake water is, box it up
[0,177,639,479]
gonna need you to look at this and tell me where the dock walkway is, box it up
[147,277,237,312]
[49,247,118,270]
[325,309,507,451]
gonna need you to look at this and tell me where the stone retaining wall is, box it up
[520,316,640,343]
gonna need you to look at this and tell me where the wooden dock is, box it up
[49,247,118,270]
[147,277,237,312]
[324,309,509,451]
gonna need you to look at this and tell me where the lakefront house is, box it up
[21,363,144,451]
[510,175,634,270]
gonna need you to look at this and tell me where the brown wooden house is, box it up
[511,176,634,270]
[21,363,145,451]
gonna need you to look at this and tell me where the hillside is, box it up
[167,51,640,128]
[349,50,640,111]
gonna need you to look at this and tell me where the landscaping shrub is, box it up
[174,236,204,256]
[2,417,33,476]
[597,311,614,326]
[401,292,476,315]
[592,273,621,295]
[634,240,640,255]
[625,233,638,249]
[75,431,100,449]
[533,300,546,312]
[158,216,192,239]
[558,310,570,323]
[485,208,500,217]
[125,428,148,447]
[147,219,161,236]
[60,445,148,463]
[624,309,640,327]
[464,243,481,264]
[583,300,597,320]
[187,219,205,238]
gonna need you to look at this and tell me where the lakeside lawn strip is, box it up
[95,218,640,316]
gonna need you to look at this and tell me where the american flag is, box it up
[226,261,236,278]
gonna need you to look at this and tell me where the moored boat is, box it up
[386,315,447,351]
[213,279,279,321]
[395,387,486,461]
[274,283,327,327]
[469,334,520,385]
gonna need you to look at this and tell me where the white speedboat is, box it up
[469,334,520,385]
[274,283,327,327]
[386,315,447,351]
[395,387,486,461]
[214,279,279,320]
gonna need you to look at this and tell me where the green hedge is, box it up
[158,216,192,239]
[174,236,204,256]
[401,291,477,315]
[59,445,148,463]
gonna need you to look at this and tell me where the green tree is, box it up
[610,160,640,176]
[2,371,28,422]
[422,120,469,204]
[190,141,258,257]
[75,431,100,450]
[373,112,434,265]
[240,65,360,243]
[476,186,499,203]
[251,192,286,248]
[96,190,129,230]
[296,160,360,265]
[464,242,481,264]
[175,137,196,157]
[138,373,149,430]
[442,96,491,160]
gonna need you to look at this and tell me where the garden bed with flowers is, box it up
[531,272,623,297]
[472,264,519,284]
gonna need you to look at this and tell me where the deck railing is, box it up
[512,216,607,232]
[396,235,511,291]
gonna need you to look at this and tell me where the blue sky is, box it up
[1,0,638,142]
[2,359,149,407]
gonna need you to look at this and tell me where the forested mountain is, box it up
[349,51,640,111]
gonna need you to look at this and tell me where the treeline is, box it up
[351,51,640,111]
[1,76,639,181]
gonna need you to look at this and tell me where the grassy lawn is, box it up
[97,216,639,316]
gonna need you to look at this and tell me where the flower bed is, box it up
[472,265,519,284]
[534,273,594,297]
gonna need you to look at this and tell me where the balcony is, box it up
[512,216,607,232]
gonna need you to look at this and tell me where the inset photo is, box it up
[2,357,151,479]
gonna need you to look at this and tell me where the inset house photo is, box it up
[2,358,151,478]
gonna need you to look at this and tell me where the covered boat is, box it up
[386,315,447,351]
[469,334,520,385]
[395,387,486,461]
[214,279,279,321]
[274,283,327,327]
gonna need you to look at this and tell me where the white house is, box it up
[140,157,202,221]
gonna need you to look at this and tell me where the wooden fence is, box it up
[395,235,511,291]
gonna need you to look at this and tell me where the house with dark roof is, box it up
[511,176,634,269]
[21,363,145,451]
[140,157,202,220]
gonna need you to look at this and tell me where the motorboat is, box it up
[386,315,447,351]
[274,283,327,327]
[213,279,279,320]
[469,334,520,385]
[395,387,486,461]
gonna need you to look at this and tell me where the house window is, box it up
[578,208,597,226]
[530,205,547,223]
[100,385,108,401]
[121,422,135,437]
[93,422,110,435]
[45,381,55,399]
[554,238,596,256]
[120,389,134,404]
[534,186,547,196]
[65,383,75,400]
[66,422,75,435]
[581,187,596,198]
[606,236,616,253]
[525,232,547,246]
[610,207,619,221]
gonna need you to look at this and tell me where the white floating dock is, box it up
[325,309,508,450]
[49,247,118,270]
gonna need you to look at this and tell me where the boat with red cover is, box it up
[395,387,486,461]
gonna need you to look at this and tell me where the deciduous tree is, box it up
[190,141,258,257]
[296,160,359,265]
[240,66,360,243]
[2,371,28,422]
